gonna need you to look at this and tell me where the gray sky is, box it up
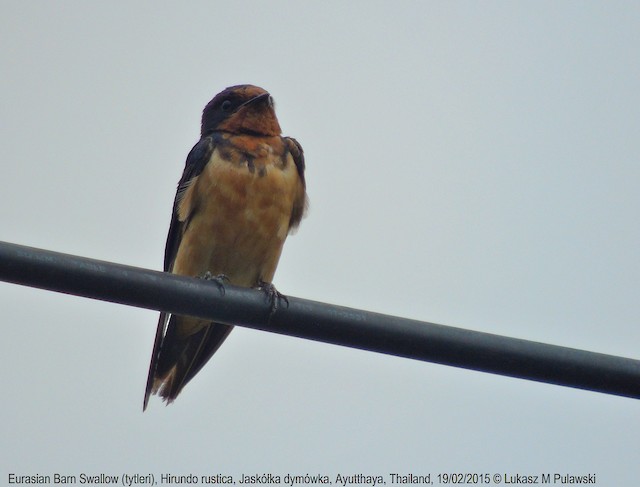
[2,1,639,483]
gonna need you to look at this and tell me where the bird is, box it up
[143,85,307,410]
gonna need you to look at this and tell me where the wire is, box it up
[1,240,639,399]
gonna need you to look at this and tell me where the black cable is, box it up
[1,240,639,399]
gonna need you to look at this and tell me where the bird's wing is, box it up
[284,136,308,231]
[143,135,217,410]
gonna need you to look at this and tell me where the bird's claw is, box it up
[257,280,289,319]
[199,272,229,296]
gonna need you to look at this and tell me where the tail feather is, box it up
[143,313,233,410]
[143,312,169,410]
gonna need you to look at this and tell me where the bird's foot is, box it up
[199,272,229,296]
[256,280,289,318]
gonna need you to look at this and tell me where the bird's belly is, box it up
[171,149,298,287]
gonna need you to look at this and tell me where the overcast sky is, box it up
[2,1,639,484]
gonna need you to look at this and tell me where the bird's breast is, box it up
[172,135,300,287]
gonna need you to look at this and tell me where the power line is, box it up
[1,240,639,399]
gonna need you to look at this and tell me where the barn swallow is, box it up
[143,85,307,410]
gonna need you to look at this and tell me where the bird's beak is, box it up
[240,92,272,109]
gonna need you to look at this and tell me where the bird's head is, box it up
[201,85,282,137]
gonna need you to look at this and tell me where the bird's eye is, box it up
[221,100,232,111]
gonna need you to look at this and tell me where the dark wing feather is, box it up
[163,135,217,272]
[155,318,233,402]
[143,135,216,410]
[284,137,308,230]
